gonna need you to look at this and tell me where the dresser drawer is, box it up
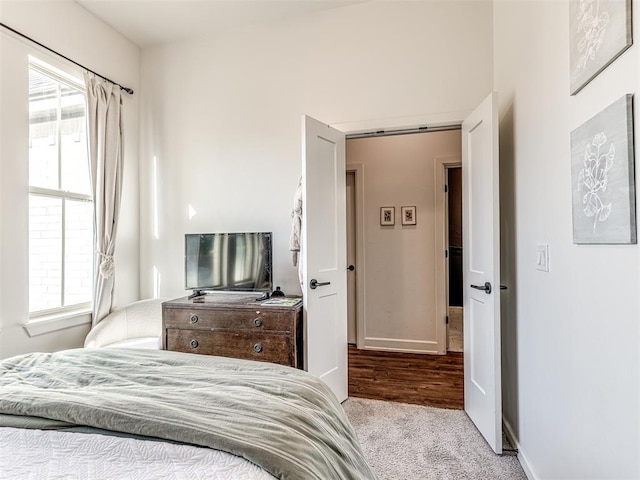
[166,329,292,366]
[163,308,293,332]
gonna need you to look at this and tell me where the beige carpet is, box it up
[343,397,526,480]
[447,306,463,353]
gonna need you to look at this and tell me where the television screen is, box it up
[185,233,272,292]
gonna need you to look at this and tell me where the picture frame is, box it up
[570,94,636,244]
[380,207,395,226]
[401,206,417,226]
[569,0,632,95]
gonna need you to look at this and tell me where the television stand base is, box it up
[255,291,270,301]
[188,289,205,299]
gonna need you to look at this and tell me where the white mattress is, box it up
[0,427,277,480]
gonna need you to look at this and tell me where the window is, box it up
[28,61,93,316]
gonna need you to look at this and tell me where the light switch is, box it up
[536,244,549,272]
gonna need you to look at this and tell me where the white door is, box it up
[301,115,348,402]
[462,93,502,454]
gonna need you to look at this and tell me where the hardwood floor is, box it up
[348,345,464,409]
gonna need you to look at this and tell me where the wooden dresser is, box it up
[162,294,303,369]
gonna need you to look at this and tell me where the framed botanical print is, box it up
[570,94,636,244]
[570,0,632,95]
[401,206,417,226]
[380,207,395,226]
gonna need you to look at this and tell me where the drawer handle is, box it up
[253,343,263,353]
[190,339,199,349]
[190,314,199,324]
[253,318,263,327]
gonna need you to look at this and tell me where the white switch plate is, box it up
[536,244,549,272]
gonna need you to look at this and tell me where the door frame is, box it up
[345,163,366,349]
[435,156,462,354]
[342,124,463,356]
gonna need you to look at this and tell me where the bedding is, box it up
[0,348,376,480]
[1,427,276,479]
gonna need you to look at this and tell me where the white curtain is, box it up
[84,74,124,326]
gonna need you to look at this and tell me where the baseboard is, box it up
[502,416,538,480]
[362,337,441,354]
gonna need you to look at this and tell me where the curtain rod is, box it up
[0,22,134,95]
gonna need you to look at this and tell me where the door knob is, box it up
[470,282,492,294]
[310,279,331,289]
[347,265,355,271]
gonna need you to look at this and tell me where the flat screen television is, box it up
[185,232,273,293]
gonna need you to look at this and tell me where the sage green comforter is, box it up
[0,348,376,480]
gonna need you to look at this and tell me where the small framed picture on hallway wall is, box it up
[401,206,417,226]
[380,207,395,226]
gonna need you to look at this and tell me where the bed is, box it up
[0,348,376,479]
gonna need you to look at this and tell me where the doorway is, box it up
[344,139,466,410]
[446,166,463,353]
[345,129,461,355]
[335,93,501,450]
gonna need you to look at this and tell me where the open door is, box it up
[462,93,502,453]
[301,115,348,402]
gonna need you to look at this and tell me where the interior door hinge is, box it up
[444,184,448,193]
[445,249,449,258]
[446,315,449,324]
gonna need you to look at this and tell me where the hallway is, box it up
[348,346,464,409]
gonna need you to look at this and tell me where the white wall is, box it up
[347,131,461,353]
[139,0,493,300]
[494,1,640,478]
[0,0,140,358]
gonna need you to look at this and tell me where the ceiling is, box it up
[75,0,366,48]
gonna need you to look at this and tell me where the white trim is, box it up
[435,156,462,354]
[29,186,92,202]
[503,416,538,480]
[364,337,438,345]
[29,56,85,91]
[29,301,92,320]
[363,336,440,354]
[346,163,366,349]
[346,124,461,139]
[333,111,467,135]
[27,59,93,316]
[23,308,91,337]
[361,345,441,354]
